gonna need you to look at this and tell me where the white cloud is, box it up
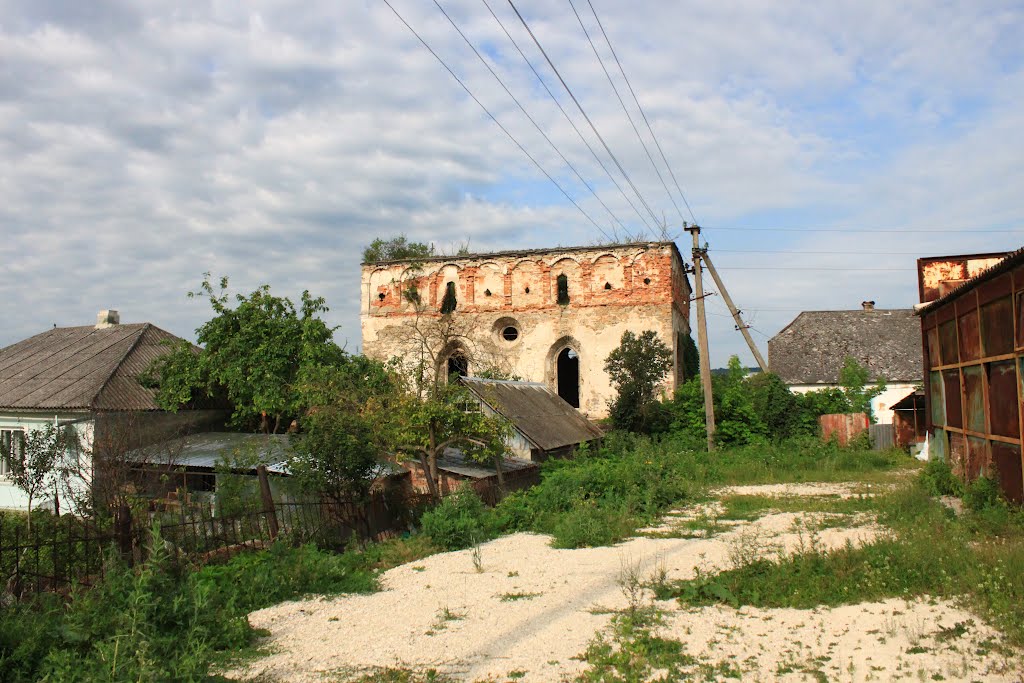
[0,0,1021,370]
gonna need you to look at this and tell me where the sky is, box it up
[2,0,1023,367]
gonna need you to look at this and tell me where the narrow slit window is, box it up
[440,281,457,314]
[557,274,570,305]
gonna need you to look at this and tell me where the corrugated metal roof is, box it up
[125,432,293,474]
[437,447,537,480]
[768,309,922,385]
[0,323,191,411]
[460,377,604,452]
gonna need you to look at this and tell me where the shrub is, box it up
[963,475,1003,512]
[549,502,634,549]
[918,457,963,498]
[419,488,496,551]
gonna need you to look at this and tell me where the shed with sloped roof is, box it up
[459,377,603,461]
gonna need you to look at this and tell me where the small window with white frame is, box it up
[0,428,26,478]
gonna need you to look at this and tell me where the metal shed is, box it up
[917,249,1024,503]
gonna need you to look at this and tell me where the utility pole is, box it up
[686,224,716,451]
[700,253,769,372]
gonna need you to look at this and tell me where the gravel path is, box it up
[229,483,1021,682]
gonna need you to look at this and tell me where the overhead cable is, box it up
[380,0,608,235]
[505,0,663,230]
[479,0,653,232]
[569,0,686,225]
[432,0,623,239]
[586,0,698,225]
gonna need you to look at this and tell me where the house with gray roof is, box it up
[767,303,923,424]
[0,311,224,510]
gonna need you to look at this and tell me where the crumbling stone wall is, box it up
[360,242,691,418]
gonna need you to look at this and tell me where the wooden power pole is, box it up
[686,225,716,451]
[701,253,769,372]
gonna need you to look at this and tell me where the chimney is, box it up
[861,301,875,311]
[95,310,120,329]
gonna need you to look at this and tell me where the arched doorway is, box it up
[556,347,580,408]
[446,351,469,379]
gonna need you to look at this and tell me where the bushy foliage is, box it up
[918,457,963,498]
[0,531,426,682]
[149,274,346,432]
[362,235,436,264]
[605,330,673,433]
[666,355,885,448]
[419,488,497,551]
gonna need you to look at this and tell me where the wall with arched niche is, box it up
[510,259,547,307]
[475,261,505,308]
[550,257,582,304]
[591,253,624,294]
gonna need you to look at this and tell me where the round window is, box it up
[502,326,519,342]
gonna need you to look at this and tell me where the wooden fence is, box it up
[1,477,424,601]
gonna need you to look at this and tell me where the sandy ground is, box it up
[230,483,1022,682]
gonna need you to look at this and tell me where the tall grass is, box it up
[663,467,1024,645]
[416,433,913,550]
[0,531,437,683]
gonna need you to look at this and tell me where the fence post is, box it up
[257,465,279,540]
[115,504,133,566]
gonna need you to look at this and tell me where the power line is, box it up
[716,266,915,271]
[380,0,607,234]
[586,0,697,225]
[713,249,949,255]
[568,0,685,225]
[505,0,663,230]
[479,0,653,233]
[705,225,1022,234]
[432,0,623,240]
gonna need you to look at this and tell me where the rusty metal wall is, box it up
[820,413,869,446]
[920,257,1024,503]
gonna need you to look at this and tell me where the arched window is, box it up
[556,347,580,408]
[447,351,469,379]
[557,274,570,305]
[440,281,457,314]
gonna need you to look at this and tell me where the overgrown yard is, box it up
[3,438,1022,682]
[227,446,1023,683]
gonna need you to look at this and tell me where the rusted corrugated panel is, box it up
[929,371,945,426]
[958,310,981,362]
[987,360,1020,438]
[939,319,959,365]
[917,253,1010,303]
[967,436,989,481]
[950,432,968,479]
[926,326,941,368]
[819,413,868,446]
[991,441,1023,503]
[963,365,986,433]
[981,296,1014,356]
[1016,292,1024,349]
[942,370,963,429]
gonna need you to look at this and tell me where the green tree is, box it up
[362,235,435,264]
[289,356,397,504]
[7,425,66,529]
[839,356,886,420]
[386,379,511,501]
[605,330,673,433]
[681,333,699,381]
[149,275,346,432]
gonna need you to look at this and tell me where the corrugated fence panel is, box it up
[870,423,895,450]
